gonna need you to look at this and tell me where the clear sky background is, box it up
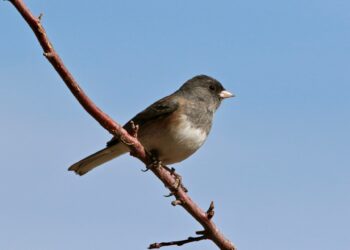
[0,1,349,250]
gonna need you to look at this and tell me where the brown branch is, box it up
[148,235,208,249]
[8,1,236,249]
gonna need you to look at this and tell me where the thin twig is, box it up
[129,120,139,138]
[148,235,208,249]
[171,199,182,206]
[207,201,215,220]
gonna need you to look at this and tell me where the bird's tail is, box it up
[68,144,128,176]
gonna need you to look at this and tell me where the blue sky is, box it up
[1,1,349,249]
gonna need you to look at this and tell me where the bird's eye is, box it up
[209,85,216,91]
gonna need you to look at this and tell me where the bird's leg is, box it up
[150,150,163,169]
[162,166,188,194]
[142,150,163,172]
[143,150,187,194]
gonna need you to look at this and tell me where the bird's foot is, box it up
[142,151,163,172]
[162,166,188,195]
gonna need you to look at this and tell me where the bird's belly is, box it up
[140,117,208,164]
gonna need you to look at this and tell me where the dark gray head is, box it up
[179,75,234,111]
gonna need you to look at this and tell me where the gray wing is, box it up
[106,95,179,147]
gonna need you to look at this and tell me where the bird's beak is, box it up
[219,90,234,99]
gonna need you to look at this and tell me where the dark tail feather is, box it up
[68,144,128,176]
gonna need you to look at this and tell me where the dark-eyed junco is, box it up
[69,75,233,175]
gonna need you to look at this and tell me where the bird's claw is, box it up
[168,167,188,192]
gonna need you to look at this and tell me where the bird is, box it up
[68,75,234,176]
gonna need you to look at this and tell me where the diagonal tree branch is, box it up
[8,1,236,249]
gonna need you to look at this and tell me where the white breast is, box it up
[140,115,208,165]
[155,114,207,164]
[173,114,207,150]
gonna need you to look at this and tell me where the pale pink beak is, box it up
[219,90,234,99]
